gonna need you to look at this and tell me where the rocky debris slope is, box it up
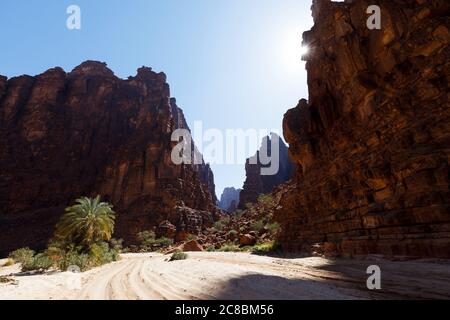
[219,187,242,212]
[0,61,218,256]
[276,0,450,258]
[239,133,294,209]
[199,193,282,250]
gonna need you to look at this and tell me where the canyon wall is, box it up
[276,0,450,258]
[170,98,218,204]
[0,61,217,256]
[239,133,294,208]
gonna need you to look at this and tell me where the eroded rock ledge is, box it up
[0,61,218,255]
[276,0,450,258]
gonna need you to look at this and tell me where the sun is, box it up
[299,45,309,57]
[279,28,309,72]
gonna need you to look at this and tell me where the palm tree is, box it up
[55,196,116,248]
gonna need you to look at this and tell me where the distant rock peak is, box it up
[239,134,294,208]
[219,187,242,212]
[69,60,115,77]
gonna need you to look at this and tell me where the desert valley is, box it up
[0,0,449,300]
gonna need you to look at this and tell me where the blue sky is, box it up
[0,0,313,197]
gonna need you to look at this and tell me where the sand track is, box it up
[1,252,449,300]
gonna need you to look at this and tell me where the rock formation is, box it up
[226,201,238,213]
[219,187,241,212]
[276,0,450,258]
[170,98,217,204]
[169,206,215,242]
[0,61,218,256]
[239,133,294,208]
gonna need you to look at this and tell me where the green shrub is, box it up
[155,237,173,248]
[57,251,91,272]
[136,231,172,251]
[218,243,241,252]
[252,241,280,253]
[212,216,231,231]
[234,210,244,219]
[136,231,156,246]
[257,194,273,206]
[250,220,265,232]
[21,253,53,272]
[265,222,280,233]
[227,230,238,238]
[110,238,124,252]
[213,220,224,231]
[89,242,119,266]
[206,227,215,234]
[27,240,120,273]
[170,251,188,261]
[206,245,216,252]
[222,216,231,225]
[44,240,74,263]
[9,248,35,265]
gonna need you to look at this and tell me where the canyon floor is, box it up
[1,252,450,300]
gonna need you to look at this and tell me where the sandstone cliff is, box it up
[0,61,217,256]
[276,0,450,258]
[219,187,242,212]
[239,133,294,208]
[170,98,217,204]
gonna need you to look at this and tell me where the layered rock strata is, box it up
[0,61,217,255]
[276,0,450,258]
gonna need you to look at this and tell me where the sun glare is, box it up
[299,45,309,57]
[279,27,309,72]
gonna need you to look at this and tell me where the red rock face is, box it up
[170,98,218,204]
[0,61,217,256]
[239,133,294,208]
[276,0,450,258]
[168,206,216,242]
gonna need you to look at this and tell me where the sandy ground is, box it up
[1,252,449,300]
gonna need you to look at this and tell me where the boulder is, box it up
[239,234,257,246]
[179,240,204,252]
[156,221,177,240]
